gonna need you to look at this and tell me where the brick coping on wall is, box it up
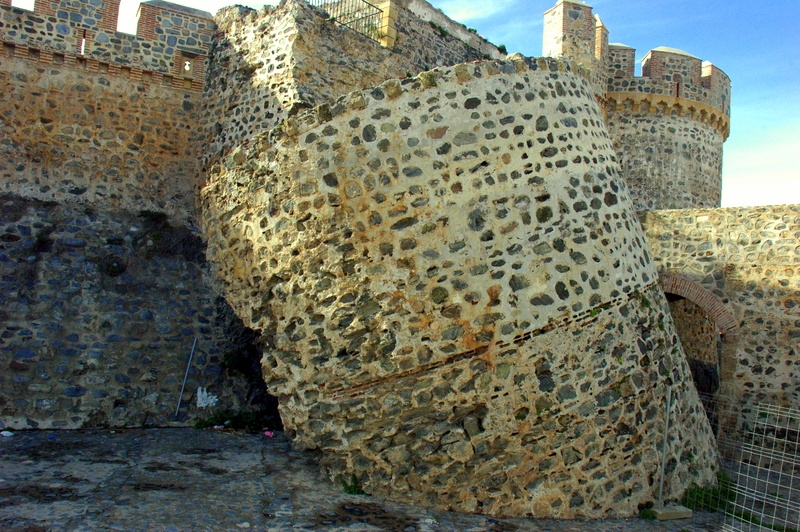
[1,40,204,92]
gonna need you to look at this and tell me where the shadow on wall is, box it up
[666,293,722,432]
[214,296,283,431]
[0,194,281,429]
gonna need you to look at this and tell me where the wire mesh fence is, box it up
[306,0,384,43]
[680,393,800,532]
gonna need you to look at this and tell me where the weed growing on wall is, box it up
[341,474,367,495]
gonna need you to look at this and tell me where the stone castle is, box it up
[1,0,798,519]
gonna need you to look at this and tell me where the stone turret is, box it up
[201,52,718,517]
[542,1,731,211]
[542,0,598,69]
[605,45,730,210]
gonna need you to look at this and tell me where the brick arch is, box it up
[659,274,739,335]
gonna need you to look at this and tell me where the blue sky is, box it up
[13,0,797,207]
[429,0,800,208]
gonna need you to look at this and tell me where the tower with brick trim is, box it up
[543,0,731,211]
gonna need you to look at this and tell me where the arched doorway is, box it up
[659,275,739,434]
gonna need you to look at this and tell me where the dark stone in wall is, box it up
[0,194,271,429]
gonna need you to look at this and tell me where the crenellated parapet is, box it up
[542,2,730,123]
[0,0,214,91]
[541,0,731,211]
[607,45,731,127]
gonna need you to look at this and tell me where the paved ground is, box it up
[0,429,724,531]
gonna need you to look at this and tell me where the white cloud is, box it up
[722,122,800,207]
[432,0,517,22]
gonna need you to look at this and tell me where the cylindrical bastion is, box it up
[201,57,717,518]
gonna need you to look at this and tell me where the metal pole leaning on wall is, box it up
[175,337,198,417]
[653,384,694,520]
[657,385,673,509]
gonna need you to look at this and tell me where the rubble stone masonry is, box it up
[1,0,797,521]
[641,205,800,410]
[0,0,214,222]
[201,0,498,172]
[201,57,717,518]
[0,55,203,221]
[0,194,261,429]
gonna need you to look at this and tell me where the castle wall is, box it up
[640,205,800,410]
[0,1,212,79]
[0,2,213,223]
[0,52,204,222]
[607,49,731,117]
[201,57,717,518]
[608,110,723,210]
[0,195,261,429]
[0,1,265,431]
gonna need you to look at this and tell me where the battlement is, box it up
[608,45,731,122]
[0,0,214,87]
[542,0,730,122]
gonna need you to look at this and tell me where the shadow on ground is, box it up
[0,429,721,531]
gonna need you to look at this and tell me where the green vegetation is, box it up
[638,501,656,520]
[661,472,798,531]
[681,471,736,512]
[341,474,367,495]
[498,44,507,55]
[428,21,449,38]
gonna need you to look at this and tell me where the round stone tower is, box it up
[543,0,731,211]
[201,57,718,518]
[606,46,731,210]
